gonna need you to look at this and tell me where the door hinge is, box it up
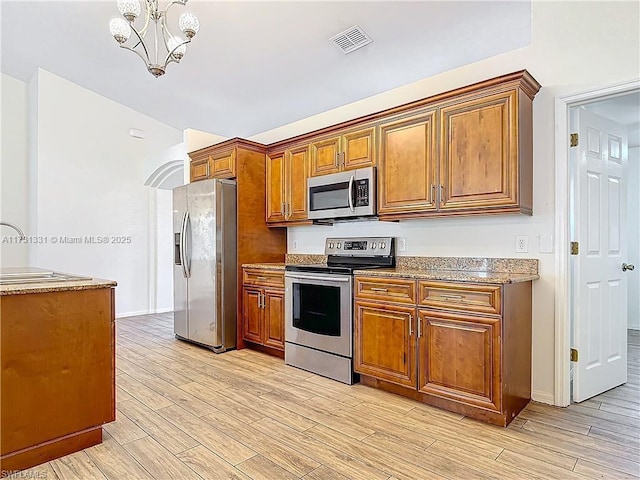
[570,133,579,147]
[570,242,579,255]
[570,348,578,362]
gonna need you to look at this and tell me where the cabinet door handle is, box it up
[430,184,435,204]
[341,151,346,168]
[257,276,267,281]
[260,292,265,308]
[370,287,388,292]
[280,202,285,216]
[409,314,413,336]
[440,293,463,299]
[439,184,444,204]
[417,318,422,338]
[286,202,290,219]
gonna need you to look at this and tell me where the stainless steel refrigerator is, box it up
[173,178,237,352]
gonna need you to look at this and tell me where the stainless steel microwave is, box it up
[307,166,376,221]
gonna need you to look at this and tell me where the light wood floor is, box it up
[14,314,640,480]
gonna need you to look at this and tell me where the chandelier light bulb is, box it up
[117,0,141,21]
[109,18,131,44]
[179,12,199,38]
[168,36,187,60]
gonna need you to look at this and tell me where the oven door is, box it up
[285,271,353,357]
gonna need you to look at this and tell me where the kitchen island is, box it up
[0,268,116,474]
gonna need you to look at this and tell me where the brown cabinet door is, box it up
[190,159,210,182]
[378,111,437,215]
[242,288,263,344]
[342,127,375,171]
[266,153,285,223]
[310,137,340,177]
[210,148,236,178]
[263,289,285,350]
[354,300,416,388]
[418,309,501,411]
[286,145,309,221]
[439,90,518,211]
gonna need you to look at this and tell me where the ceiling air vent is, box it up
[330,25,373,54]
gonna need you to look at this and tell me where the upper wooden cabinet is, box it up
[266,153,286,223]
[377,73,538,219]
[193,71,539,224]
[378,111,437,216]
[189,146,236,182]
[266,145,309,224]
[439,89,520,212]
[190,158,210,182]
[309,127,376,177]
[209,148,236,179]
[188,139,268,182]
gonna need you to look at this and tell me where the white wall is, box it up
[249,0,640,404]
[28,69,182,317]
[155,188,174,313]
[1,74,30,265]
[629,147,640,330]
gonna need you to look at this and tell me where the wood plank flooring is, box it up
[13,314,640,480]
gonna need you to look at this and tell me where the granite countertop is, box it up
[244,256,539,284]
[0,267,117,296]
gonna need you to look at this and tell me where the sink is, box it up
[0,268,92,285]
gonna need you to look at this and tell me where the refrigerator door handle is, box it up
[179,212,188,278]
[181,211,191,278]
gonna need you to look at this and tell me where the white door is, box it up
[571,107,629,402]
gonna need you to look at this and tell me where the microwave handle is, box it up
[348,175,355,212]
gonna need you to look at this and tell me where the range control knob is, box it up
[371,242,377,249]
[381,242,386,249]
[337,243,342,249]
[329,242,334,249]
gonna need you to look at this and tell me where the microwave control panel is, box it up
[354,179,369,207]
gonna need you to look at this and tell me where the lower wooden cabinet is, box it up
[354,301,416,388]
[418,310,501,412]
[354,275,532,426]
[242,268,285,352]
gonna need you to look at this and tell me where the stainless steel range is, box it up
[284,237,395,384]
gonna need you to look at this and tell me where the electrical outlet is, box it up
[397,237,406,252]
[293,240,299,250]
[515,235,529,253]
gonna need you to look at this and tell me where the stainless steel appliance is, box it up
[285,237,395,384]
[307,166,376,221]
[173,178,237,352]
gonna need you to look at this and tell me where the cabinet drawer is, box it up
[418,281,501,315]
[355,276,416,304]
[243,269,284,288]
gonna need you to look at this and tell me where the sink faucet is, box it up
[0,222,26,240]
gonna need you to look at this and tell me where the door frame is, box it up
[554,79,640,407]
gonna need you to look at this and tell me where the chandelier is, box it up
[109,0,200,77]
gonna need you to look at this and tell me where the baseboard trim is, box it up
[531,389,555,405]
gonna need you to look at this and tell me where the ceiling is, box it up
[1,1,531,138]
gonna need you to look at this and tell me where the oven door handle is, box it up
[348,175,355,212]
[286,274,351,283]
